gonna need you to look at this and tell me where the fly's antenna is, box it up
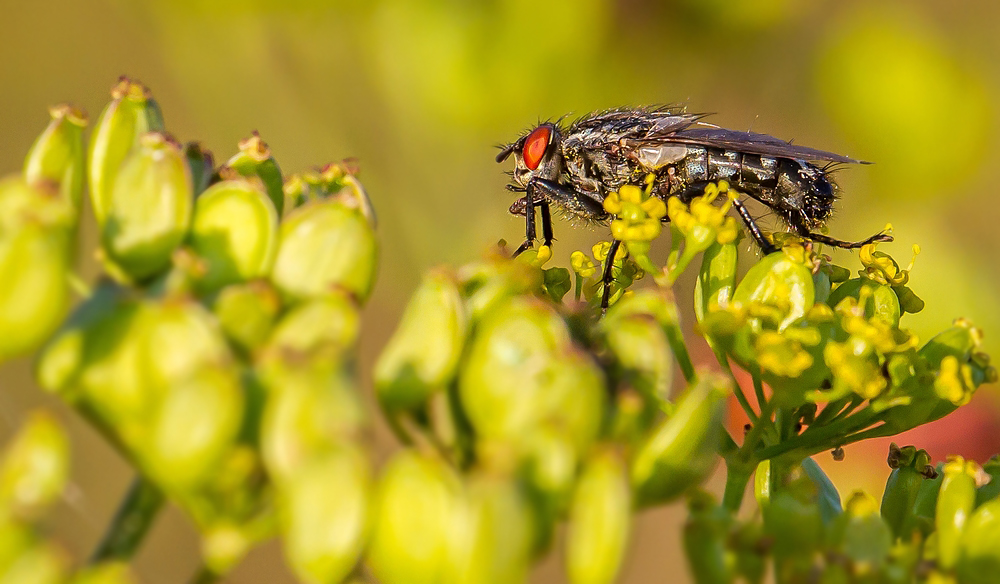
[495,142,516,163]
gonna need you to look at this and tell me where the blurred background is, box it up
[1,0,999,581]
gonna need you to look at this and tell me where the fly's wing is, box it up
[650,127,869,164]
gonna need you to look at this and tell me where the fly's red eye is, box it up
[522,126,551,171]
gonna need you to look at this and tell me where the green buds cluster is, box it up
[0,76,381,581]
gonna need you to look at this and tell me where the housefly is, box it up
[496,106,891,307]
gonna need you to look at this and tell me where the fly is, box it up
[496,106,892,308]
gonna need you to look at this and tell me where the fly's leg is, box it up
[530,178,609,220]
[600,238,623,312]
[789,223,893,249]
[731,197,779,254]
[540,201,554,248]
[512,184,536,257]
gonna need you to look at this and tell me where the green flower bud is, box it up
[899,462,944,538]
[376,271,467,413]
[566,448,631,584]
[828,492,893,570]
[280,447,371,584]
[139,365,243,492]
[260,364,365,483]
[224,132,284,217]
[694,240,738,324]
[733,245,816,331]
[101,133,193,281]
[69,563,136,584]
[367,451,463,584]
[631,374,729,507]
[185,142,215,197]
[458,257,542,321]
[919,320,981,369]
[212,280,282,354]
[24,104,88,212]
[40,293,231,447]
[517,426,578,517]
[936,456,980,569]
[682,490,733,584]
[188,179,278,293]
[447,474,535,584]
[881,443,936,538]
[271,199,378,303]
[957,497,1000,582]
[601,314,672,406]
[0,223,72,362]
[88,77,165,226]
[458,297,605,453]
[0,176,74,232]
[0,413,69,521]
[542,266,572,303]
[828,278,902,327]
[264,292,360,361]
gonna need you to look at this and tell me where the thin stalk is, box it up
[664,321,696,384]
[739,399,775,459]
[90,476,164,563]
[722,458,754,513]
[713,349,756,422]
[755,409,882,462]
[812,396,850,427]
[751,373,767,411]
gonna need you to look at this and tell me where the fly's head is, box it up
[496,123,563,213]
[776,161,837,227]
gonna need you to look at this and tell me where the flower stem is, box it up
[90,476,164,563]
[722,458,754,513]
[755,409,881,462]
[713,349,756,422]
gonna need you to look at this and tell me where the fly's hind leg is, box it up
[599,239,623,312]
[788,219,893,250]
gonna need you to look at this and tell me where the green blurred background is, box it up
[1,0,999,581]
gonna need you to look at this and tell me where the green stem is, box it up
[739,399,775,459]
[812,396,850,427]
[574,273,583,302]
[755,409,882,462]
[90,476,164,563]
[713,349,756,422]
[722,459,754,513]
[751,372,767,411]
[664,320,696,384]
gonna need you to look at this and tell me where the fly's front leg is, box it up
[530,178,609,221]
[512,184,537,257]
[789,222,894,250]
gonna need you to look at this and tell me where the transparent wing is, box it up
[653,127,869,164]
